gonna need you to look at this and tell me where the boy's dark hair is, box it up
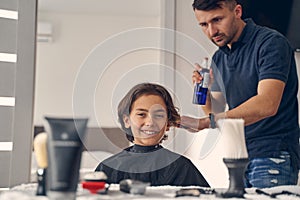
[118,83,180,142]
[192,0,237,11]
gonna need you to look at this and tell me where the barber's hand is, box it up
[192,63,203,84]
[179,115,210,133]
[192,63,214,87]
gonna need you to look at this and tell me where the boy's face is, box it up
[123,94,169,146]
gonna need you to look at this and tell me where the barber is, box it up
[180,0,300,188]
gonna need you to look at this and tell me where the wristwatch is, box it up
[209,113,216,128]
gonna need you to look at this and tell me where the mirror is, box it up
[32,0,164,182]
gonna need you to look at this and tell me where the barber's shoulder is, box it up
[256,27,291,50]
[257,26,287,42]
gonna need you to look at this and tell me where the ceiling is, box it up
[38,0,161,16]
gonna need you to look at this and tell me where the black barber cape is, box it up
[95,144,210,187]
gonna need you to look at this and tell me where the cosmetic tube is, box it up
[44,117,88,200]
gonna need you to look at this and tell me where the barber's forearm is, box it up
[208,107,264,127]
[224,80,284,126]
[224,109,264,126]
[223,95,279,126]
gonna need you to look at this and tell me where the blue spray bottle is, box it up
[193,57,210,105]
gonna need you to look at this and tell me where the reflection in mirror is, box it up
[32,0,163,182]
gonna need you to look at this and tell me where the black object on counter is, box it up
[119,179,150,195]
[175,188,215,197]
[36,168,47,196]
[217,158,249,198]
[45,117,88,200]
[256,189,300,198]
[175,188,201,197]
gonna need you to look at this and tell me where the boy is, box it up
[96,83,209,187]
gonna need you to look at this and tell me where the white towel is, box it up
[217,119,248,159]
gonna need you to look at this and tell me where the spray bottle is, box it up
[193,57,210,105]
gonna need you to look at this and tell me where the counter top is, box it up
[1,183,300,200]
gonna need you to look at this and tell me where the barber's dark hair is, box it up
[192,0,237,11]
[118,83,180,142]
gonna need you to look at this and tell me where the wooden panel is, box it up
[0,107,14,141]
[0,0,18,11]
[34,127,130,154]
[0,18,17,53]
[84,127,129,153]
[0,152,11,188]
[9,0,37,187]
[0,62,16,96]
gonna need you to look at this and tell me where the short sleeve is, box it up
[257,34,293,83]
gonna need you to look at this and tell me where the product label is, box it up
[202,72,210,88]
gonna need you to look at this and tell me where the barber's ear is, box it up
[235,4,242,18]
[123,115,131,128]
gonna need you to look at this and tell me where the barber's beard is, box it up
[211,31,236,48]
[211,34,228,47]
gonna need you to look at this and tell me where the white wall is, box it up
[34,12,161,127]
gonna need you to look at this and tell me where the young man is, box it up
[180,0,300,188]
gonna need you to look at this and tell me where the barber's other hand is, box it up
[192,63,214,87]
[179,115,210,133]
[192,63,203,84]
